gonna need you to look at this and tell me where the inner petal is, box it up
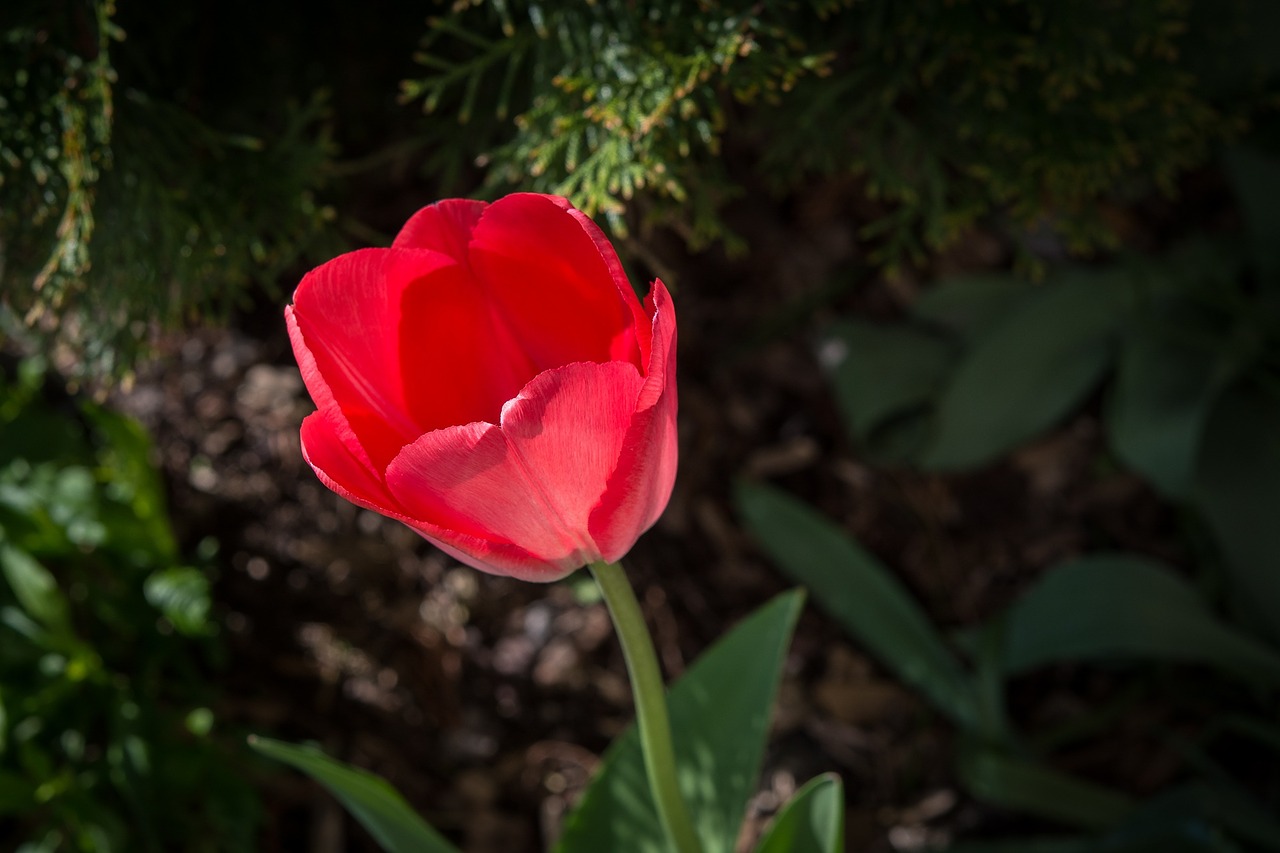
[467,194,644,374]
[393,198,487,261]
[397,259,541,432]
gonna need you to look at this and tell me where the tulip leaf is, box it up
[1193,382,1280,644]
[1106,308,1241,500]
[919,269,1132,470]
[555,589,805,853]
[1223,144,1280,277]
[735,482,980,729]
[950,779,1280,852]
[957,741,1134,830]
[992,554,1280,684]
[248,736,460,853]
[911,273,1034,341]
[819,319,954,441]
[753,773,844,853]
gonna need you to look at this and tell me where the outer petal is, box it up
[384,361,647,581]
[302,410,551,579]
[589,280,678,560]
[289,247,459,467]
[299,410,405,517]
[468,194,647,371]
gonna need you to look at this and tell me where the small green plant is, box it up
[738,482,1280,850]
[736,142,1280,849]
[817,142,1280,634]
[0,357,260,852]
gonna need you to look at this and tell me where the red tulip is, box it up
[285,193,677,581]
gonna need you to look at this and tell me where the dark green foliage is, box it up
[738,481,1280,850]
[407,0,1272,263]
[0,0,118,314]
[404,1,832,248]
[6,0,1273,378]
[757,141,1280,849]
[819,142,1280,637]
[0,358,260,852]
[758,0,1263,264]
[1,0,337,381]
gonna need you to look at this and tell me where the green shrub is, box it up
[0,0,336,381]
[406,0,1276,263]
[0,357,259,852]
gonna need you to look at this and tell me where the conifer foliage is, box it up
[406,0,1271,260]
[3,0,1274,378]
[2,0,335,381]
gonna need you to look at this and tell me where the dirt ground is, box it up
[114,178,1189,853]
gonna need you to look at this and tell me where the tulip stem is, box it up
[589,560,702,853]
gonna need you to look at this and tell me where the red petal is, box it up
[401,525,559,583]
[303,411,555,579]
[385,361,646,578]
[394,256,540,432]
[299,410,403,515]
[393,198,487,262]
[289,247,456,467]
[468,194,646,372]
[589,280,678,560]
[560,200,653,363]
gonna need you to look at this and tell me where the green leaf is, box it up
[912,273,1033,340]
[0,769,35,815]
[957,742,1134,830]
[1106,308,1242,499]
[735,482,979,728]
[953,780,1277,853]
[1223,145,1280,277]
[0,543,72,638]
[248,736,460,853]
[920,270,1132,469]
[1170,780,1280,851]
[83,404,177,558]
[143,566,211,636]
[556,589,805,853]
[0,404,88,472]
[994,554,1280,684]
[1193,382,1280,643]
[754,773,844,853]
[819,319,953,452]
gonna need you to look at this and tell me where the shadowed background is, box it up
[3,1,1280,850]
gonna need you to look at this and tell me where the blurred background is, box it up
[3,0,1280,850]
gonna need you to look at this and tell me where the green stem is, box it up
[589,560,702,853]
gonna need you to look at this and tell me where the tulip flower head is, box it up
[286,193,677,581]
